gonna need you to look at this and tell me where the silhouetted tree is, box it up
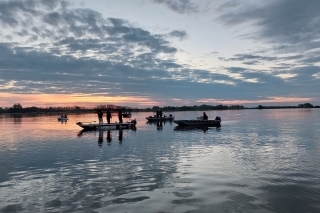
[298,103,313,108]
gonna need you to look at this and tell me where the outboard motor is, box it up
[215,116,221,121]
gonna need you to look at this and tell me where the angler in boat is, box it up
[174,112,221,127]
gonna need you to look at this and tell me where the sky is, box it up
[0,0,319,108]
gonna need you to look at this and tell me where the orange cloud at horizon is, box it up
[0,93,317,108]
[0,93,159,108]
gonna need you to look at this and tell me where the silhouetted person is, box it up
[156,109,159,118]
[106,108,112,124]
[118,109,123,123]
[203,112,208,121]
[159,110,163,118]
[97,109,103,124]
[107,130,112,143]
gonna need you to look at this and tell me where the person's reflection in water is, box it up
[202,127,209,133]
[157,122,163,130]
[98,129,104,147]
[107,130,112,144]
[119,129,123,144]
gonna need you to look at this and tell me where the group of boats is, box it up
[60,112,221,131]
[145,114,221,127]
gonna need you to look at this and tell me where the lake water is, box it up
[0,109,320,213]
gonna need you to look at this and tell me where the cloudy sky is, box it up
[0,0,319,108]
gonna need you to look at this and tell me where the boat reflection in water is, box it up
[174,125,220,132]
[146,120,173,131]
[77,127,136,147]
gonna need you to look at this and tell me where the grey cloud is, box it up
[0,42,272,101]
[219,54,277,63]
[243,60,260,65]
[217,0,240,12]
[168,30,188,40]
[0,0,68,27]
[0,43,178,96]
[152,0,199,14]
[217,0,320,48]
[1,0,179,59]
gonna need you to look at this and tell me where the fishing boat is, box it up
[58,115,68,121]
[146,114,174,122]
[174,116,221,126]
[122,112,132,118]
[76,119,137,130]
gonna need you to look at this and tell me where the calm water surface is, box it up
[0,109,320,213]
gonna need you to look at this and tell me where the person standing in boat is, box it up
[203,112,208,121]
[118,109,123,123]
[106,108,112,124]
[97,109,103,124]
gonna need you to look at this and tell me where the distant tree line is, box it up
[0,103,245,114]
[140,104,245,112]
[257,103,317,109]
[0,103,93,114]
[0,102,318,114]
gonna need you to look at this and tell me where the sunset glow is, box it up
[0,93,159,108]
[0,0,319,108]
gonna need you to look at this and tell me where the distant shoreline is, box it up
[1,105,319,115]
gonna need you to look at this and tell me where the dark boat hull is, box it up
[146,117,174,122]
[76,120,137,130]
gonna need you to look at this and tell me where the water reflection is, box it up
[77,128,134,146]
[157,122,163,130]
[1,110,320,213]
[12,113,22,123]
[146,121,172,131]
[107,130,112,143]
[98,129,104,147]
[174,125,221,132]
[119,129,123,143]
